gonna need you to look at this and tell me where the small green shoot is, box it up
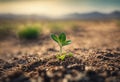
[56,52,73,60]
[68,52,73,57]
[51,33,72,60]
[56,54,66,61]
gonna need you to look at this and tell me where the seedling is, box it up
[51,33,72,60]
[56,54,66,61]
[68,52,73,57]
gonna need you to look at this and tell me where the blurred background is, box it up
[0,0,120,59]
[0,1,120,82]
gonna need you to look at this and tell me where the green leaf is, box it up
[59,33,66,43]
[68,52,73,57]
[62,40,71,46]
[51,34,59,43]
[58,55,66,61]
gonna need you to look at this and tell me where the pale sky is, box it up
[0,0,120,17]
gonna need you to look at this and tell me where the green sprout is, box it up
[56,54,66,61]
[51,33,72,60]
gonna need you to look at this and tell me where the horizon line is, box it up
[0,10,119,16]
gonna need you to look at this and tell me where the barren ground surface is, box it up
[0,21,120,82]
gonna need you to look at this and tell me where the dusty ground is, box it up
[0,21,120,82]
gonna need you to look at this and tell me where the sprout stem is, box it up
[60,46,62,55]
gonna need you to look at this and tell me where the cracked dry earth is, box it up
[0,21,120,82]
